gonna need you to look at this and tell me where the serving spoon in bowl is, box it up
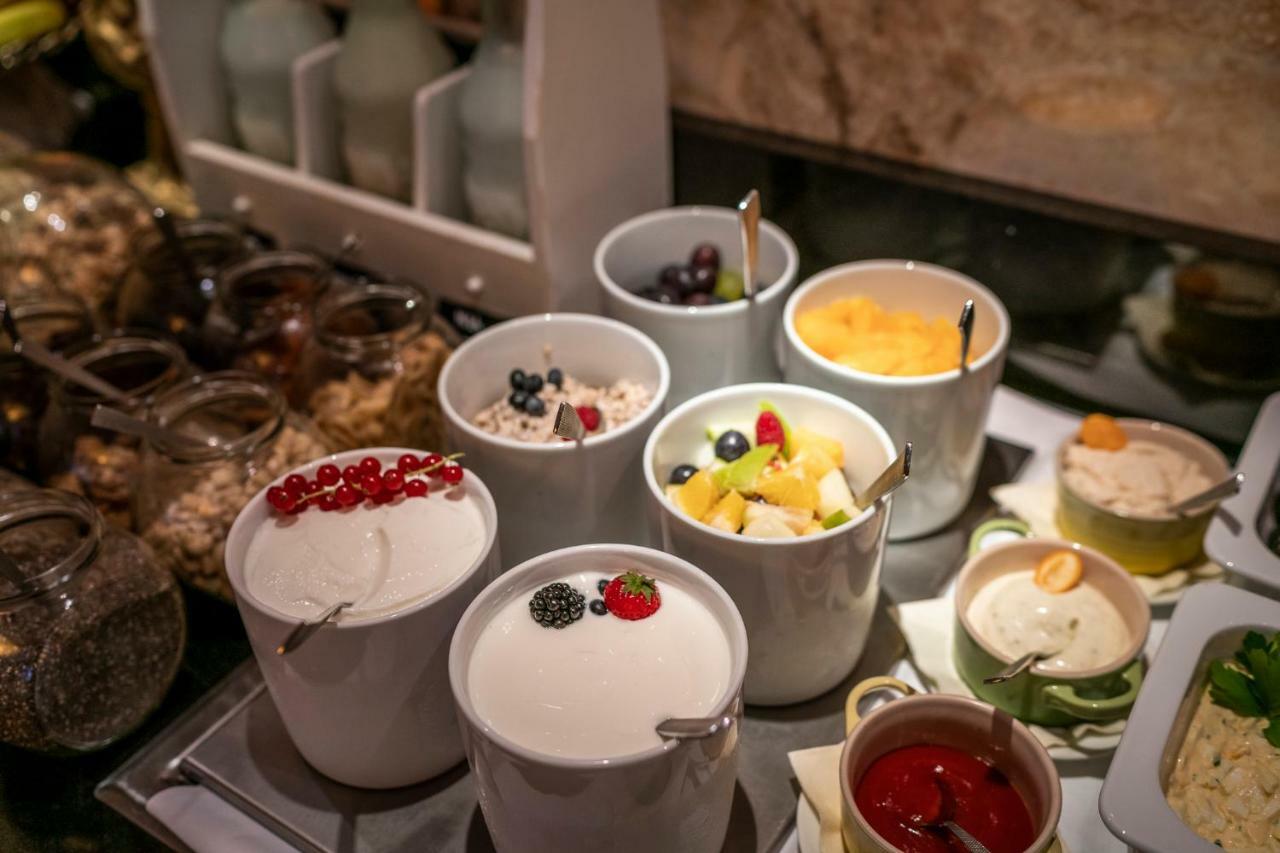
[854,442,913,512]
[915,777,992,853]
[1169,472,1245,516]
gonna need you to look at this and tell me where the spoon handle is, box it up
[855,442,912,511]
[941,820,992,853]
[18,339,131,402]
[553,401,586,441]
[1169,472,1245,516]
[983,651,1041,685]
[0,548,31,596]
[655,714,735,740]
[957,299,975,371]
[91,405,213,450]
[276,601,353,655]
[737,189,760,299]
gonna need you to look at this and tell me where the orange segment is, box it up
[1079,413,1128,451]
[1034,550,1084,593]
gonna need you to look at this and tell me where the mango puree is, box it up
[796,296,978,376]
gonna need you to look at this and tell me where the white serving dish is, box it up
[1205,391,1280,595]
[1099,583,1280,852]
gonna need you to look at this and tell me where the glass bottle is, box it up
[333,0,453,202]
[200,250,328,400]
[0,489,185,753]
[114,218,254,366]
[297,279,450,451]
[38,333,191,529]
[219,0,336,165]
[134,371,330,601]
[458,0,527,238]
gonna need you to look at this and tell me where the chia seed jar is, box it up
[0,489,186,753]
[134,371,330,601]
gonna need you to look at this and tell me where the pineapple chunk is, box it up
[802,520,824,535]
[817,468,856,521]
[743,502,812,534]
[789,445,838,480]
[702,490,747,533]
[755,465,820,513]
[675,470,719,521]
[791,426,845,468]
[742,512,799,539]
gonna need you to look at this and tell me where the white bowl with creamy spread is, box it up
[224,447,501,789]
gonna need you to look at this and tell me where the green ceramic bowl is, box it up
[953,538,1150,727]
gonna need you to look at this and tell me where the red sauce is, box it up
[853,744,1036,853]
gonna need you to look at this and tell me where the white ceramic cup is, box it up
[224,447,501,789]
[643,383,896,706]
[595,205,800,405]
[449,543,749,853]
[438,313,669,568]
[782,260,1011,540]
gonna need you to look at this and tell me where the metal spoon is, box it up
[984,649,1052,685]
[276,601,354,655]
[655,714,735,740]
[1169,472,1245,516]
[0,548,32,597]
[737,189,760,299]
[552,401,586,442]
[151,206,200,288]
[854,442,912,511]
[918,777,992,853]
[957,299,975,371]
[937,819,991,853]
[91,404,221,451]
[1,299,130,402]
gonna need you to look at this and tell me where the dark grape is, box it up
[659,264,682,289]
[656,284,679,304]
[685,292,713,306]
[691,265,716,293]
[675,266,698,296]
[690,243,720,271]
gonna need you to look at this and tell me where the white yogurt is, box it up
[244,489,487,622]
[467,571,733,759]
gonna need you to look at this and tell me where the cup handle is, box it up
[844,676,916,736]
[1041,659,1143,722]
[968,518,1031,556]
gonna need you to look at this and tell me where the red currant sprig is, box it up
[266,452,465,514]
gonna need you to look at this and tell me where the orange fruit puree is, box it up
[796,297,975,376]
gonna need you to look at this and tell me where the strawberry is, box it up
[756,410,785,450]
[576,405,602,432]
[603,571,661,620]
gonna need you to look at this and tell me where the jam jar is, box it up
[201,250,328,397]
[296,279,451,451]
[0,489,186,753]
[39,333,191,529]
[134,371,330,600]
[115,218,255,366]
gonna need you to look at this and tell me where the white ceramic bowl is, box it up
[438,313,669,567]
[643,383,895,705]
[595,205,799,405]
[449,544,748,853]
[224,447,501,789]
[782,260,1011,540]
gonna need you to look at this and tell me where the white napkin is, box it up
[789,744,846,853]
[990,481,1223,600]
[146,786,297,853]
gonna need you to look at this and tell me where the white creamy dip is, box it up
[244,489,486,621]
[467,571,733,759]
[967,570,1130,672]
[1062,439,1210,518]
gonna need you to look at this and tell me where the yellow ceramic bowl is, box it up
[1054,419,1229,575]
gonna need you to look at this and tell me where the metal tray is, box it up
[97,437,1030,853]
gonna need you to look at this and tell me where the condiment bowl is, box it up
[1055,419,1230,575]
[449,543,748,853]
[438,313,669,567]
[839,676,1062,853]
[595,205,799,405]
[643,382,895,705]
[781,260,1010,540]
[954,538,1150,727]
[224,447,501,789]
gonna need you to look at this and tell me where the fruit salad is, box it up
[663,402,858,538]
[635,242,757,307]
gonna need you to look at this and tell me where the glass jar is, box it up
[39,333,191,529]
[297,280,451,451]
[201,251,328,399]
[0,152,156,321]
[115,218,255,366]
[0,291,96,478]
[0,489,185,753]
[135,372,330,601]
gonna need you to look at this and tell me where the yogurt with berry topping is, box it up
[243,488,487,622]
[466,570,733,759]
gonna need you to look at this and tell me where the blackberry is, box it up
[589,599,607,616]
[529,582,585,629]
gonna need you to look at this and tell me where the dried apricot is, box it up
[1079,413,1127,451]
[1034,549,1084,594]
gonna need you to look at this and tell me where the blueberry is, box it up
[589,599,607,616]
[597,579,608,595]
[715,430,750,462]
[524,373,544,394]
[548,367,564,388]
[524,395,546,416]
[509,390,528,409]
[690,243,720,271]
[509,368,526,390]
[668,464,698,485]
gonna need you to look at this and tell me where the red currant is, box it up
[372,490,396,504]
[576,405,601,432]
[335,484,359,506]
[283,474,308,497]
[316,463,341,486]
[421,452,443,472]
[267,486,296,513]
[404,477,429,497]
[382,470,404,493]
[306,479,323,496]
[342,464,362,485]
[318,494,340,512]
[397,453,420,472]
[441,463,464,485]
[359,456,382,476]
[360,473,383,495]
